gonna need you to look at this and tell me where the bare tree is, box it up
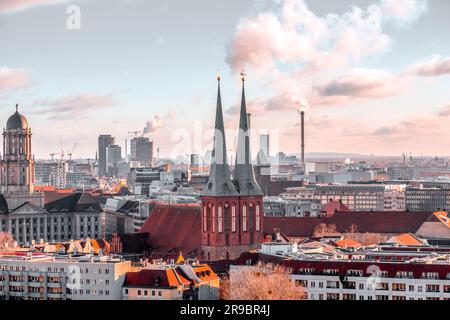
[360,233,384,246]
[221,262,305,300]
[313,223,338,237]
[0,232,14,254]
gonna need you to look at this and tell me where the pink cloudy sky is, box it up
[1,0,450,159]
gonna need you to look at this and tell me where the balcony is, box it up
[47,282,63,288]
[28,282,44,287]
[47,292,64,299]
[28,292,45,299]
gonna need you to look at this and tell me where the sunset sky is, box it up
[1,0,450,159]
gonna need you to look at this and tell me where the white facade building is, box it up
[0,253,131,300]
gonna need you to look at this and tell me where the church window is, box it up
[248,203,254,231]
[242,205,247,232]
[256,203,261,231]
[211,205,215,233]
[203,205,207,232]
[218,205,223,233]
[224,203,230,232]
[231,204,236,232]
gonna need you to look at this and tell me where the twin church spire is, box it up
[203,74,263,197]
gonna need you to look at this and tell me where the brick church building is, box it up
[200,75,264,261]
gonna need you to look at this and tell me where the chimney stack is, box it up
[300,110,305,170]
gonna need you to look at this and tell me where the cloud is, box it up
[315,69,406,99]
[225,0,427,111]
[143,111,176,135]
[407,55,450,77]
[380,0,427,24]
[0,67,32,92]
[33,93,119,120]
[226,0,427,74]
[0,0,70,13]
[437,105,450,117]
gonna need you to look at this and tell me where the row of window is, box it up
[203,203,261,233]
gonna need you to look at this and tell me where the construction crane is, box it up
[128,131,141,139]
[50,136,65,161]
[67,142,78,160]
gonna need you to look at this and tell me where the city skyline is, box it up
[1,0,450,159]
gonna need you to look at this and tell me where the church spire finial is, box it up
[240,70,246,83]
[15,104,19,112]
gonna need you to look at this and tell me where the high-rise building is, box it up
[130,137,153,167]
[35,160,68,189]
[0,105,43,209]
[259,134,270,158]
[98,135,115,177]
[190,153,200,173]
[201,76,264,261]
[106,144,122,177]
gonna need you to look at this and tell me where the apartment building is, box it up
[291,260,450,301]
[0,253,131,300]
[405,187,450,212]
[35,160,68,189]
[231,245,450,301]
[314,185,385,211]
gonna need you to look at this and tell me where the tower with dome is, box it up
[0,105,43,209]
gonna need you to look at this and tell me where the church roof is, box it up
[6,105,29,130]
[139,204,202,256]
[45,192,102,212]
[203,78,239,197]
[232,78,263,196]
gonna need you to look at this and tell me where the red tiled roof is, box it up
[192,264,219,282]
[139,204,202,256]
[431,211,450,228]
[263,211,433,237]
[321,201,350,216]
[124,269,184,289]
[335,238,361,248]
[234,252,450,280]
[389,233,424,246]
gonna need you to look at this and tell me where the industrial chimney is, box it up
[300,110,305,170]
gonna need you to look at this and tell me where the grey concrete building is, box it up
[98,135,115,177]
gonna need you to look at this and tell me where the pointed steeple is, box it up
[233,73,263,196]
[203,76,238,197]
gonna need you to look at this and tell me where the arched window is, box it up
[211,204,215,233]
[242,203,247,232]
[255,202,261,231]
[218,204,223,233]
[224,203,230,232]
[203,204,207,232]
[207,203,212,232]
[248,202,254,232]
[231,204,236,232]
